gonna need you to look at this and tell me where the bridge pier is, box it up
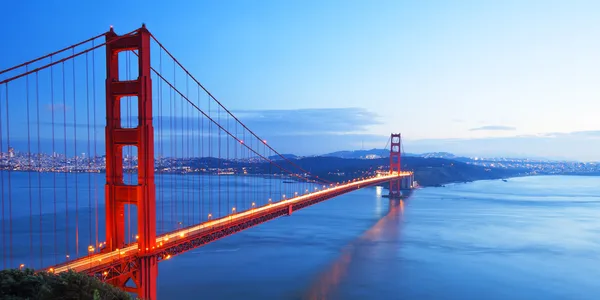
[388,174,414,198]
[400,173,415,197]
[401,173,414,190]
[138,256,158,299]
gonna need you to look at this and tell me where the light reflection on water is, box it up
[305,199,404,300]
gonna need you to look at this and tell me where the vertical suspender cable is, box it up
[85,52,92,252]
[36,72,43,267]
[226,111,230,214]
[180,80,184,226]
[170,83,174,230]
[62,62,69,260]
[187,76,192,227]
[179,81,185,226]
[159,48,164,234]
[218,105,221,217]
[92,41,99,249]
[244,130,247,210]
[50,57,57,264]
[26,66,33,267]
[197,85,200,223]
[174,61,178,229]
[72,48,80,257]
[0,83,5,269]
[186,76,190,226]
[6,83,13,267]
[159,53,164,234]
[208,94,211,219]
[200,86,204,223]
[235,123,237,211]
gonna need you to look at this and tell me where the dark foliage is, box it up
[0,269,132,300]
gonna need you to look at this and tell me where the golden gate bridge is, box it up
[0,25,413,299]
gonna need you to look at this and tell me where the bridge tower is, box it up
[105,25,157,299]
[389,133,402,198]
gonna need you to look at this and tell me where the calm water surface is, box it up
[158,175,600,299]
[1,174,599,299]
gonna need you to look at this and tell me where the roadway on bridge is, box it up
[49,172,410,274]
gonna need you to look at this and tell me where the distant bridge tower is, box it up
[105,25,157,299]
[389,133,402,198]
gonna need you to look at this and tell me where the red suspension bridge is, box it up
[0,25,413,299]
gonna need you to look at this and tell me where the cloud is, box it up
[469,125,516,131]
[232,107,381,136]
[566,130,600,137]
[45,103,71,112]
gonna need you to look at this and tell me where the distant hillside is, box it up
[164,155,522,187]
[322,148,393,159]
[268,154,298,160]
[321,149,476,162]
[286,156,521,187]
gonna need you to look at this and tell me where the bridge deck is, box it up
[47,173,411,279]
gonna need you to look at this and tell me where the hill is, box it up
[285,156,521,187]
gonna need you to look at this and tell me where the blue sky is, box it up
[1,1,600,160]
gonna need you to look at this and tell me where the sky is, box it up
[1,0,600,160]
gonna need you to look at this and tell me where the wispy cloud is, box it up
[233,107,381,136]
[566,130,600,137]
[45,103,71,112]
[469,125,516,131]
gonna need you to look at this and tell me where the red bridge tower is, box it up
[389,133,402,198]
[105,25,157,299]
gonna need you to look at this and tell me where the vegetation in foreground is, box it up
[0,268,132,300]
